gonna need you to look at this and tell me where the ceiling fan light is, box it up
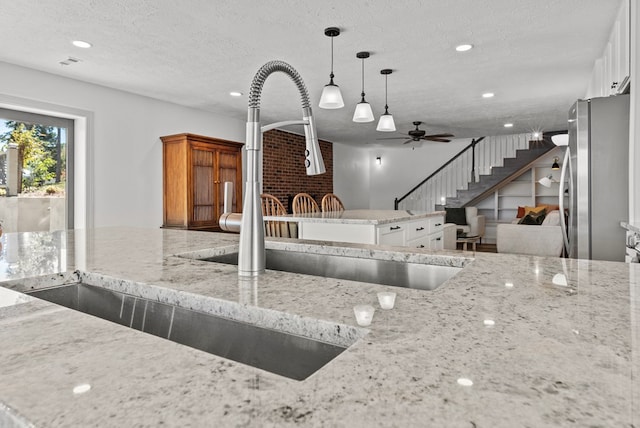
[353,102,374,122]
[376,113,396,132]
[319,83,344,109]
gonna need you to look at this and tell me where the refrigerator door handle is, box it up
[559,147,572,255]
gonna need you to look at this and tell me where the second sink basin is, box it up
[29,283,350,381]
[201,249,461,291]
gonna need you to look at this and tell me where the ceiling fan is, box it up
[377,121,454,144]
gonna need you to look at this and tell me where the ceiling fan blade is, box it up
[424,133,455,138]
[376,137,410,140]
[402,139,414,145]
[423,137,451,142]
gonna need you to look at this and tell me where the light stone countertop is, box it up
[264,209,444,225]
[0,227,638,427]
[621,221,640,234]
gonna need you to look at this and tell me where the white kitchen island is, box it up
[265,209,447,249]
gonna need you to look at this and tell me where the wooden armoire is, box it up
[161,133,243,231]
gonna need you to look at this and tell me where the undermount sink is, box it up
[201,249,462,291]
[28,283,351,381]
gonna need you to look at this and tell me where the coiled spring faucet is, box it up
[232,60,325,276]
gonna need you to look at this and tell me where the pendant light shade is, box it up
[353,102,374,122]
[353,51,374,122]
[319,27,344,109]
[320,84,344,109]
[376,69,396,132]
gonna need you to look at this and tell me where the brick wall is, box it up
[262,129,333,212]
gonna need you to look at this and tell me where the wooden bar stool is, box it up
[321,193,345,212]
[292,192,319,214]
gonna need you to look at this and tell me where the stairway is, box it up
[443,139,556,208]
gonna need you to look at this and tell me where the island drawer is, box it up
[406,220,429,240]
[377,224,405,246]
[406,231,444,250]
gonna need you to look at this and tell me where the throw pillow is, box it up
[518,209,547,225]
[523,205,546,216]
[517,206,526,218]
[445,207,467,225]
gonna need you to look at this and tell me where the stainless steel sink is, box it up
[29,283,349,381]
[202,249,461,291]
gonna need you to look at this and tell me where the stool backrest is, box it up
[292,192,319,215]
[261,193,294,238]
[321,193,345,212]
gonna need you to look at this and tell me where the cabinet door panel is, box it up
[217,151,240,213]
[192,149,215,224]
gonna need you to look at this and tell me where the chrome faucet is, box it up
[234,60,325,276]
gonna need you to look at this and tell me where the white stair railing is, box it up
[397,133,534,211]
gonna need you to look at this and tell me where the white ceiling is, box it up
[0,0,622,146]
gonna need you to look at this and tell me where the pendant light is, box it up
[376,69,396,132]
[319,27,344,109]
[353,51,374,122]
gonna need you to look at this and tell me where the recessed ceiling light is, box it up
[72,40,92,49]
[455,44,473,52]
[482,92,494,98]
[229,91,243,97]
[457,378,474,386]
[72,383,91,394]
[504,123,514,128]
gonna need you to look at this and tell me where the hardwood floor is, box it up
[455,242,497,253]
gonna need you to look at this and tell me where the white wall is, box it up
[332,143,369,209]
[0,62,245,229]
[333,139,471,210]
[368,139,471,209]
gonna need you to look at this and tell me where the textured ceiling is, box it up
[0,0,621,145]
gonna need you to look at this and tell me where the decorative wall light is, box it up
[353,51,374,122]
[538,175,557,188]
[551,157,560,170]
[376,156,382,165]
[376,69,396,132]
[319,27,344,109]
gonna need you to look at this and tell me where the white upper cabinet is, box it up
[586,0,630,98]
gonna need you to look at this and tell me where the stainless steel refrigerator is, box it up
[560,94,629,261]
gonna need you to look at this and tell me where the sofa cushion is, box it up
[445,207,467,225]
[542,210,561,226]
[518,209,547,225]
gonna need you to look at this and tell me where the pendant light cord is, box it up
[384,74,388,111]
[330,36,334,79]
[361,58,365,100]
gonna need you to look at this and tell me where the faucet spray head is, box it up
[302,107,326,175]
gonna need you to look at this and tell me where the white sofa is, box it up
[496,210,564,257]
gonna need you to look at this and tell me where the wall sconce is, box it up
[538,175,557,188]
[376,156,382,165]
[551,157,560,170]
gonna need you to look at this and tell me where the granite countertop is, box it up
[621,221,640,234]
[0,227,638,427]
[265,209,444,225]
